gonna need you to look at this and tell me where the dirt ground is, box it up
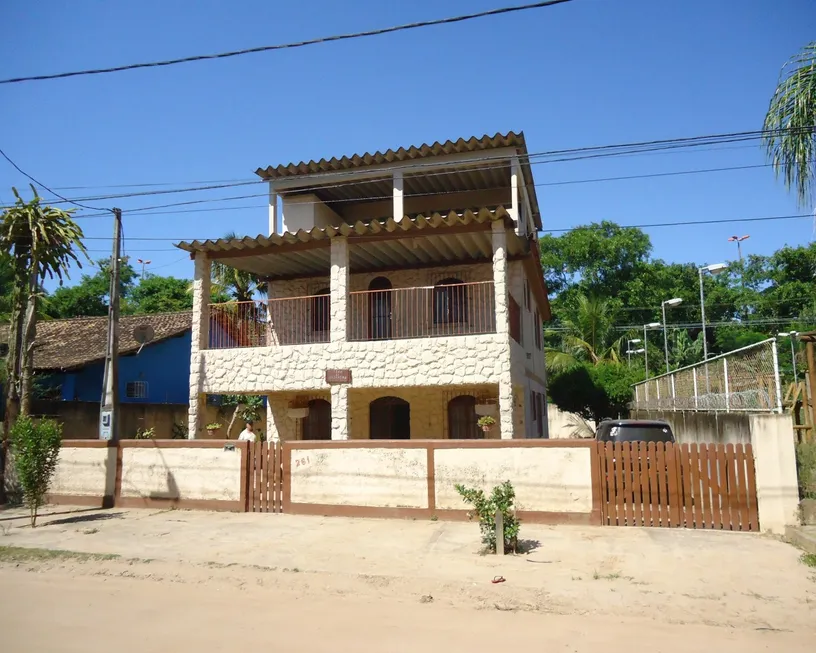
[1,505,815,651]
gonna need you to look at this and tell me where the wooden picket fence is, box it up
[246,441,283,513]
[596,442,759,531]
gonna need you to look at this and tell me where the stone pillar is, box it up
[330,238,349,343]
[266,394,279,442]
[331,385,349,440]
[491,221,508,336]
[498,379,514,440]
[188,253,211,439]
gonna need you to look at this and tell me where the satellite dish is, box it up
[133,325,155,354]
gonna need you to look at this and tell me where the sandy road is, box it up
[1,566,811,653]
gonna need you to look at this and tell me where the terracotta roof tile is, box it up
[0,311,192,371]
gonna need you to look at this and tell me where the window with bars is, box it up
[126,381,148,399]
[534,309,541,349]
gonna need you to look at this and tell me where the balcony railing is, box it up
[209,294,330,349]
[349,281,495,341]
[207,281,496,349]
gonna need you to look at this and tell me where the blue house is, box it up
[0,312,193,405]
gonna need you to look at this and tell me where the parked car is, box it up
[595,419,675,444]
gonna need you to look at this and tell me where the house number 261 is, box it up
[294,456,311,468]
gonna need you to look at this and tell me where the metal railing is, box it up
[209,294,331,349]
[631,338,783,413]
[348,281,496,341]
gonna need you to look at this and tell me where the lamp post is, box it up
[626,338,642,367]
[626,347,645,368]
[778,331,799,383]
[728,235,750,262]
[661,298,683,374]
[698,263,728,362]
[643,322,661,379]
[136,258,152,280]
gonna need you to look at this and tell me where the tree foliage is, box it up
[10,416,62,527]
[763,41,816,207]
[455,481,520,554]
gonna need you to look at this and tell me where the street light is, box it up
[728,235,750,262]
[778,331,800,383]
[643,322,661,379]
[661,298,683,374]
[626,339,642,367]
[698,263,728,362]
[136,258,152,280]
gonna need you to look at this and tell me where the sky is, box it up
[0,0,814,290]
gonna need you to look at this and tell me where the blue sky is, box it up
[0,0,813,289]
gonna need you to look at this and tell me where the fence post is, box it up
[723,358,730,412]
[495,508,504,556]
[771,339,783,414]
[693,367,698,410]
[670,375,676,411]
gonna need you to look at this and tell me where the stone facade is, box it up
[188,226,547,441]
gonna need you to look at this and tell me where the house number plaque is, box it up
[325,369,352,384]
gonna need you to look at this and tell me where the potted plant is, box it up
[206,422,222,437]
[477,415,496,434]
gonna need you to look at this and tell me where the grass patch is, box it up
[801,553,816,568]
[0,546,119,564]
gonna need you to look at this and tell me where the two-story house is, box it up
[178,132,551,440]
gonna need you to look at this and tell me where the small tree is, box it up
[455,481,519,553]
[10,416,62,527]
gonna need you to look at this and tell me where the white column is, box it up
[331,385,349,440]
[393,170,404,220]
[188,253,211,439]
[498,380,514,440]
[510,156,522,235]
[750,413,799,534]
[492,221,509,336]
[268,183,278,235]
[330,238,349,343]
[266,394,279,442]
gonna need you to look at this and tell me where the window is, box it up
[447,395,481,439]
[509,296,521,344]
[534,309,541,349]
[126,381,148,399]
[312,288,330,333]
[433,278,468,325]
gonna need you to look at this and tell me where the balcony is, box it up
[207,281,496,350]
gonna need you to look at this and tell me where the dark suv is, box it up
[595,419,675,444]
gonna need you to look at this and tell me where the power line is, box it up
[0,1,574,85]
[0,146,111,212]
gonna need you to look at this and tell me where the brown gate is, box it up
[246,441,283,513]
[596,442,759,530]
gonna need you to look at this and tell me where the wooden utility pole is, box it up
[99,208,122,441]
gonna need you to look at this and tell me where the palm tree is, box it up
[0,186,87,423]
[211,232,266,302]
[763,42,816,207]
[545,295,624,372]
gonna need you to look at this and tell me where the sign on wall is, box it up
[325,369,352,384]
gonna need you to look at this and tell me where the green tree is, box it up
[46,257,137,318]
[763,42,816,207]
[128,275,193,314]
[546,295,623,372]
[10,416,62,527]
[0,186,86,425]
[547,362,640,424]
[211,232,266,302]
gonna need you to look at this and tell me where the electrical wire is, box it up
[0,1,574,85]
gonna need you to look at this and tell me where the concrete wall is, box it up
[119,446,243,504]
[281,194,344,232]
[433,446,593,513]
[284,441,599,523]
[50,444,116,501]
[288,447,428,508]
[547,404,595,439]
[631,409,751,445]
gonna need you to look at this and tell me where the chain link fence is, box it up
[632,338,783,413]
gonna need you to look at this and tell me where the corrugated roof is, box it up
[255,132,526,180]
[0,312,192,371]
[176,207,514,256]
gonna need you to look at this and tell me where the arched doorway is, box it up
[368,276,392,340]
[369,396,410,439]
[302,399,331,440]
[447,395,482,439]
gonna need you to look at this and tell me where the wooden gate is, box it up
[246,441,283,513]
[596,442,759,531]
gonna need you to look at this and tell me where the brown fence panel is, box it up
[246,441,283,513]
[595,442,758,531]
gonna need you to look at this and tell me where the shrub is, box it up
[796,441,816,500]
[454,481,519,553]
[134,427,156,440]
[10,417,62,527]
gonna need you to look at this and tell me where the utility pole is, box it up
[99,208,122,441]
